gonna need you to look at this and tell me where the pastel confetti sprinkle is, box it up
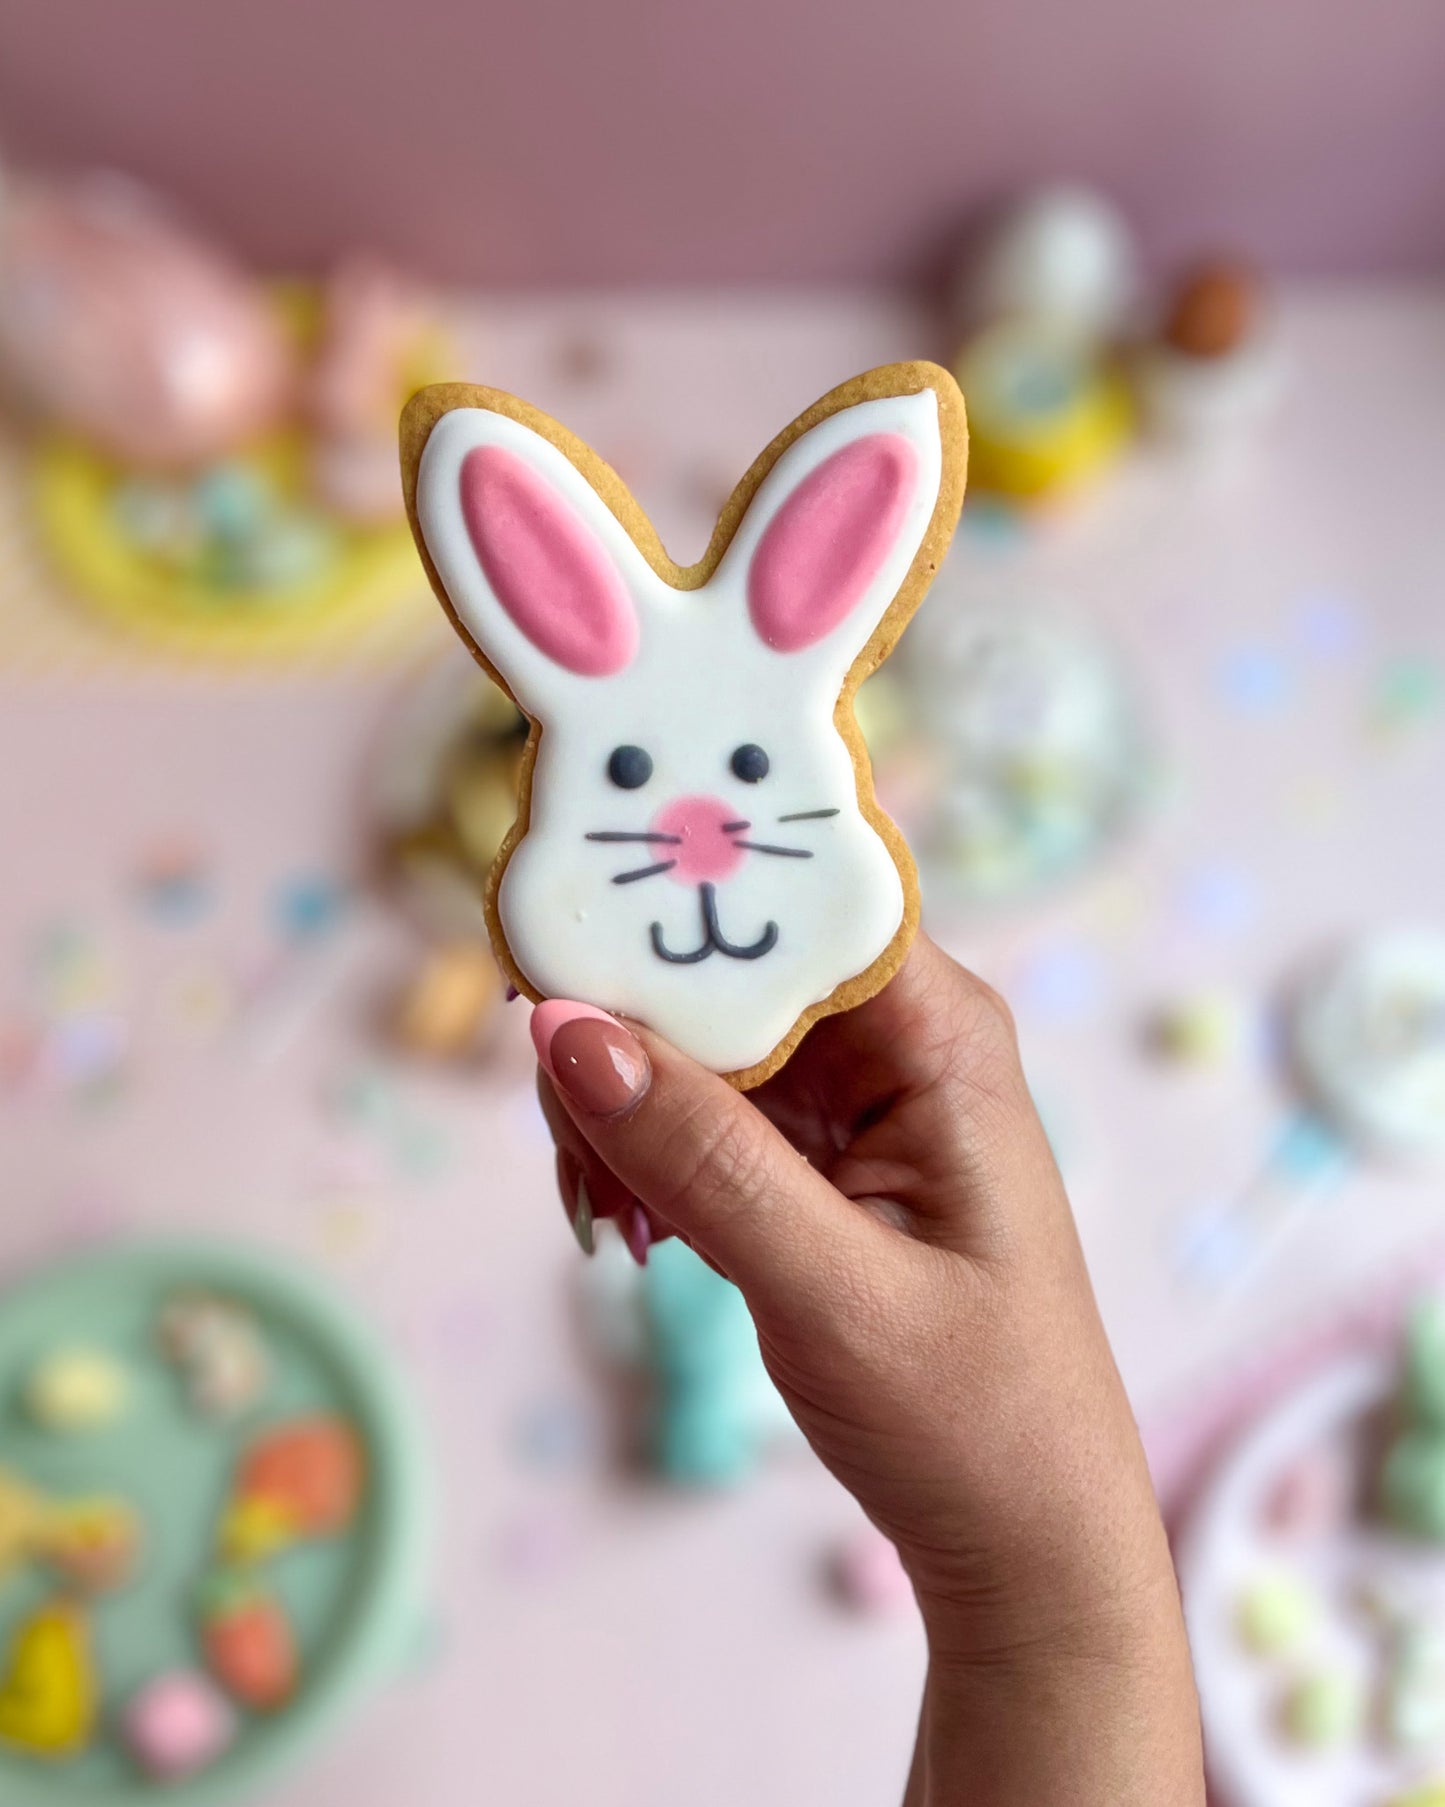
[1371,656,1443,737]
[1172,1203,1252,1287]
[274,876,348,942]
[1009,939,1106,1023]
[134,845,213,928]
[1293,593,1363,661]
[1175,864,1259,937]
[513,1400,599,1473]
[1217,645,1292,715]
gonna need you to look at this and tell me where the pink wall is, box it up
[2,0,1442,285]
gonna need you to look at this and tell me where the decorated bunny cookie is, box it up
[401,363,967,1085]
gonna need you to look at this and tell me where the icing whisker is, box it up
[776,808,840,822]
[585,830,683,844]
[721,819,751,833]
[734,841,813,859]
[613,860,678,886]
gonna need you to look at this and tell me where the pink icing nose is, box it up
[652,795,747,885]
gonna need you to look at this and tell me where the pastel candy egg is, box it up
[950,185,1139,340]
[1236,1575,1316,1654]
[830,1529,914,1614]
[25,1347,128,1433]
[1280,1669,1363,1748]
[122,1671,234,1779]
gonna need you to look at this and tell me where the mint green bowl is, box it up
[0,1240,430,1807]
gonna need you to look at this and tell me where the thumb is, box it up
[531,1000,874,1315]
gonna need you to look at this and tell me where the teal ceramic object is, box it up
[0,1240,429,1807]
[642,1239,787,1486]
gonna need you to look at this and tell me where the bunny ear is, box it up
[459,445,636,677]
[734,386,944,665]
[748,434,917,652]
[415,406,641,705]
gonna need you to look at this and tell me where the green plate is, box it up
[0,1240,430,1806]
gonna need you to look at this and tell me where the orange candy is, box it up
[236,1416,364,1538]
[199,1576,297,1713]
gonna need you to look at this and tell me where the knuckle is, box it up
[962,977,1019,1053]
[942,980,1025,1110]
[646,1094,769,1231]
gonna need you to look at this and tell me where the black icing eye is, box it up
[607,745,653,789]
[730,743,770,783]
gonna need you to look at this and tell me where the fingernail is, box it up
[570,1176,596,1256]
[556,1152,596,1256]
[531,1000,650,1119]
[622,1202,652,1268]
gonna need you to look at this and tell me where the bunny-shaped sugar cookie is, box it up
[401,363,967,1085]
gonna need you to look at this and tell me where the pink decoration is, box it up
[122,1671,235,1780]
[1263,1445,1355,1536]
[460,446,637,677]
[830,1528,913,1613]
[0,172,292,468]
[651,795,747,885]
[748,434,916,653]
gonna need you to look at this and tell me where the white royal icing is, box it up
[416,387,945,1074]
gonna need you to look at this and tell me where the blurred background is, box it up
[0,3,1442,1804]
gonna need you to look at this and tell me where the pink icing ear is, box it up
[460,444,638,677]
[747,432,918,654]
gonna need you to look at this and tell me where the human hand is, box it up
[533,934,1203,1806]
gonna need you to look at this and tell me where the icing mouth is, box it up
[650,882,778,964]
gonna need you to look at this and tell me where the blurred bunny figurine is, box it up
[642,1238,796,1486]
[0,165,292,467]
[577,1231,795,1486]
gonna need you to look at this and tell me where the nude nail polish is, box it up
[531,1001,650,1118]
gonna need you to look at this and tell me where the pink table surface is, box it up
[1,285,1443,1806]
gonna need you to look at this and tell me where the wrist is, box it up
[912,1579,1204,1807]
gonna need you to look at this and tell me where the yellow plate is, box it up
[32,431,425,664]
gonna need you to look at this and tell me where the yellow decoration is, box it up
[25,1346,129,1433]
[32,431,424,664]
[0,1467,140,1592]
[954,321,1131,503]
[0,1604,95,1757]
[0,1471,49,1579]
[26,277,449,665]
[218,1493,302,1565]
[40,1497,141,1591]
[1390,1786,1445,1807]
